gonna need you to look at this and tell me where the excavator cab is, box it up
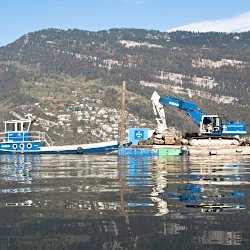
[200,116,222,134]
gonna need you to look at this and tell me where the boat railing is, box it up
[0,131,54,147]
[38,132,54,147]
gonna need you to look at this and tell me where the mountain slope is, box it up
[0,28,249,144]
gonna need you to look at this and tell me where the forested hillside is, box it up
[0,28,249,144]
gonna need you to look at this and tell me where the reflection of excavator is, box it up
[151,91,247,146]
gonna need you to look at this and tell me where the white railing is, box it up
[38,132,54,147]
[0,131,54,147]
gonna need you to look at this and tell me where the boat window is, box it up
[6,123,15,131]
[23,122,30,131]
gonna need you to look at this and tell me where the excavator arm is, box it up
[151,91,167,133]
[151,91,205,127]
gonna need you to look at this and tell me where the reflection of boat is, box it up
[0,119,121,154]
[0,154,41,189]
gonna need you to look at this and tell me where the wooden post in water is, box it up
[119,81,126,147]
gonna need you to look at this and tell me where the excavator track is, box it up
[187,135,240,146]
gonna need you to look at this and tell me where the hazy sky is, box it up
[1,0,250,46]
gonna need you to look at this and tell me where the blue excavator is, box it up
[151,91,247,146]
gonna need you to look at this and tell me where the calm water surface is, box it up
[0,154,249,249]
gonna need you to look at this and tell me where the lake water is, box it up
[0,154,249,249]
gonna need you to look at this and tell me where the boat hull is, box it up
[0,141,120,154]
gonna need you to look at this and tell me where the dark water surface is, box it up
[0,154,249,249]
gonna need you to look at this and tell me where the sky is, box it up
[0,0,250,47]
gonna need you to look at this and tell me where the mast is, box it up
[119,81,126,147]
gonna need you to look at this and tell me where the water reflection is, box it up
[0,154,42,195]
[196,230,242,246]
[120,156,169,216]
[0,154,249,249]
[161,156,248,214]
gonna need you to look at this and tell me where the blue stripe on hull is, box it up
[40,145,119,154]
[0,145,119,155]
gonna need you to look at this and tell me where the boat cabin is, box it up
[1,119,35,143]
[0,119,53,151]
[4,119,34,132]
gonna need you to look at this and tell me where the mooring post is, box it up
[119,81,126,147]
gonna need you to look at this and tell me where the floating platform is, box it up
[187,145,250,156]
[118,145,250,156]
[118,145,181,156]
